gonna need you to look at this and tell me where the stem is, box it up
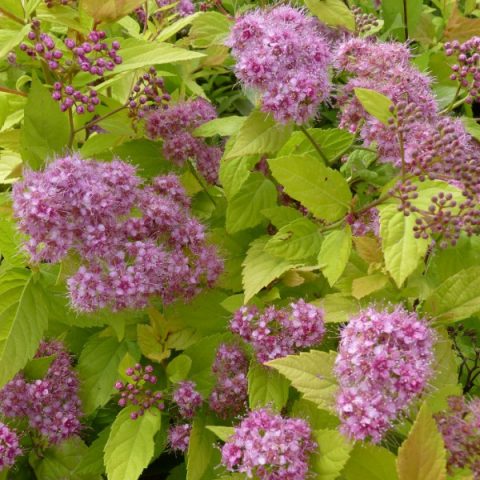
[403,0,408,40]
[73,105,127,134]
[0,7,25,25]
[299,125,328,163]
[187,159,216,206]
[68,108,75,148]
[0,85,27,97]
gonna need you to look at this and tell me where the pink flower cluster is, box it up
[12,155,223,312]
[0,340,82,445]
[227,6,331,124]
[168,424,192,453]
[146,99,222,184]
[335,306,434,443]
[435,396,480,478]
[230,300,325,363]
[172,381,203,419]
[221,408,317,480]
[115,365,164,420]
[209,343,248,419]
[0,423,22,471]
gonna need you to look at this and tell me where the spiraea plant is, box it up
[0,0,479,479]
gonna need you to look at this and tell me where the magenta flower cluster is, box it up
[221,408,317,480]
[168,424,192,453]
[227,6,331,124]
[435,396,480,478]
[146,98,222,184]
[0,423,22,472]
[115,365,164,420]
[12,155,222,312]
[209,343,248,419]
[0,340,82,445]
[52,82,100,114]
[172,381,203,419]
[230,299,325,363]
[335,305,434,443]
[445,37,480,105]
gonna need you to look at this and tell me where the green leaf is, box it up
[248,362,290,411]
[0,25,30,61]
[77,334,131,414]
[462,116,480,142]
[318,294,359,324]
[0,268,48,387]
[205,425,234,442]
[242,237,296,303]
[343,444,398,480]
[226,173,277,234]
[23,354,56,381]
[267,350,337,412]
[305,0,355,30]
[194,116,246,137]
[21,76,70,169]
[0,218,25,266]
[75,428,110,477]
[423,266,480,322]
[313,429,353,480]
[156,12,202,42]
[318,227,352,286]
[187,414,218,480]
[104,407,161,480]
[80,0,145,22]
[379,204,429,287]
[189,11,232,48]
[291,399,339,429]
[167,354,192,383]
[225,110,293,159]
[354,88,394,125]
[30,437,97,480]
[397,404,447,480]
[266,217,322,262]
[268,154,351,222]
[278,128,355,162]
[382,0,424,41]
[352,273,390,299]
[220,155,259,200]
[261,206,303,229]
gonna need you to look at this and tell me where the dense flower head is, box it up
[348,208,380,237]
[230,299,325,363]
[335,305,434,442]
[0,340,82,445]
[221,408,317,480]
[227,5,331,124]
[115,364,164,420]
[335,37,438,162]
[0,423,22,471]
[445,37,480,105]
[12,155,223,312]
[172,381,203,419]
[168,424,192,453]
[435,396,480,478]
[146,99,222,184]
[209,343,248,419]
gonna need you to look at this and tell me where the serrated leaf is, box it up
[305,0,355,30]
[396,404,447,480]
[194,116,246,137]
[219,155,258,200]
[266,217,323,261]
[80,0,144,22]
[21,76,69,170]
[379,204,429,287]
[189,11,232,48]
[77,334,131,414]
[167,354,192,383]
[206,425,234,442]
[423,266,480,322]
[278,128,354,162]
[248,362,290,411]
[137,324,168,363]
[226,173,277,234]
[354,88,393,125]
[0,268,48,388]
[226,110,292,159]
[268,154,351,222]
[318,227,352,286]
[313,429,353,480]
[343,444,398,480]
[104,407,161,480]
[242,237,296,303]
[267,350,337,412]
[187,415,218,480]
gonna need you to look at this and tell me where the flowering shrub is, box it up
[0,0,479,479]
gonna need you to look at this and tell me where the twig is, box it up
[0,7,25,25]
[0,85,27,97]
[299,125,328,163]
